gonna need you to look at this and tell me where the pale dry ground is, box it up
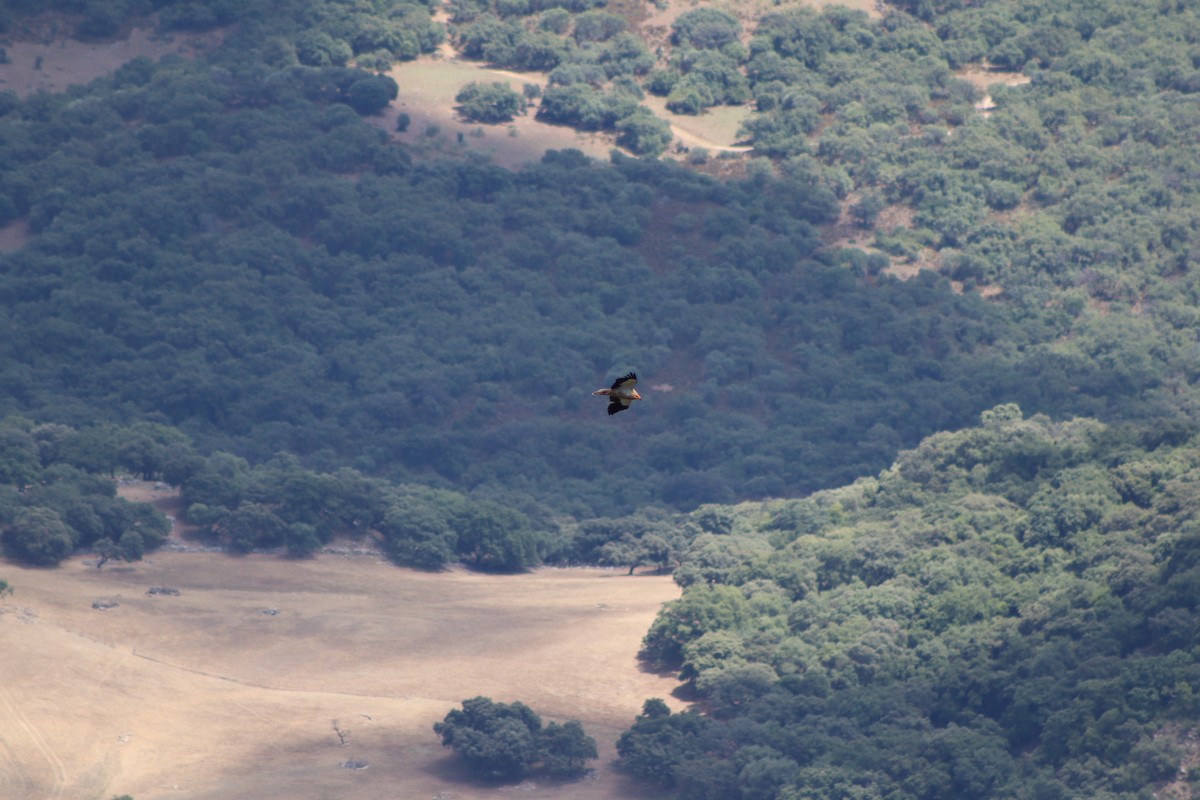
[372,0,771,167]
[0,24,219,99]
[641,95,753,153]
[0,550,682,800]
[377,54,755,169]
[956,63,1033,115]
[0,217,30,253]
[378,56,622,169]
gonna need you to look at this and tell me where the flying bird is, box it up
[593,372,642,415]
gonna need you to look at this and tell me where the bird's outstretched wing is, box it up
[607,399,631,415]
[610,372,638,392]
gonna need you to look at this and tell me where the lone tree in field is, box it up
[455,82,527,123]
[434,696,597,780]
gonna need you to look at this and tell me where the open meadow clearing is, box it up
[378,55,621,168]
[0,553,681,800]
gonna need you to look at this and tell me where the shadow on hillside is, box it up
[635,656,679,680]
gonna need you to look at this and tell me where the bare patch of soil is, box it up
[0,218,30,253]
[0,19,221,99]
[640,95,752,153]
[375,0,772,169]
[823,200,939,283]
[955,63,1031,115]
[116,479,199,542]
[1153,723,1200,800]
[0,553,681,800]
[376,53,753,169]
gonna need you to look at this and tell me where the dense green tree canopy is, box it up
[621,406,1200,800]
[3,0,1199,526]
[0,419,171,566]
[455,81,527,123]
[435,696,598,779]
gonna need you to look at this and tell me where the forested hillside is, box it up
[1,0,1196,528]
[621,405,1200,800]
[3,1,1200,798]
[450,0,1200,319]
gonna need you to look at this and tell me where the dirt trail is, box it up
[0,680,68,799]
[669,125,752,153]
[381,0,756,166]
[0,681,68,800]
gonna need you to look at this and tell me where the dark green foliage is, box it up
[379,487,462,569]
[343,73,399,115]
[452,500,539,571]
[455,81,527,123]
[457,13,571,70]
[641,583,751,664]
[434,696,597,780]
[158,1,240,32]
[571,509,687,573]
[616,699,712,786]
[167,446,544,570]
[0,426,39,484]
[573,11,625,44]
[220,502,287,553]
[671,8,741,51]
[537,82,637,129]
[736,0,1200,343]
[295,30,353,66]
[12,1,1190,527]
[667,50,750,113]
[0,61,1170,523]
[448,0,661,137]
[621,406,1200,799]
[3,506,74,566]
[0,419,172,567]
[539,720,599,777]
[615,108,672,156]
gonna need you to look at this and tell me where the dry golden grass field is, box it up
[0,550,682,800]
[380,55,623,168]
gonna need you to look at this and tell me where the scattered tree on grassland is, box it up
[434,696,597,780]
[456,81,527,123]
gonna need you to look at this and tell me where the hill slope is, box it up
[0,21,1188,518]
[619,405,1200,799]
[0,555,679,799]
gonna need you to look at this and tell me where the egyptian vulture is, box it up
[593,372,641,415]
